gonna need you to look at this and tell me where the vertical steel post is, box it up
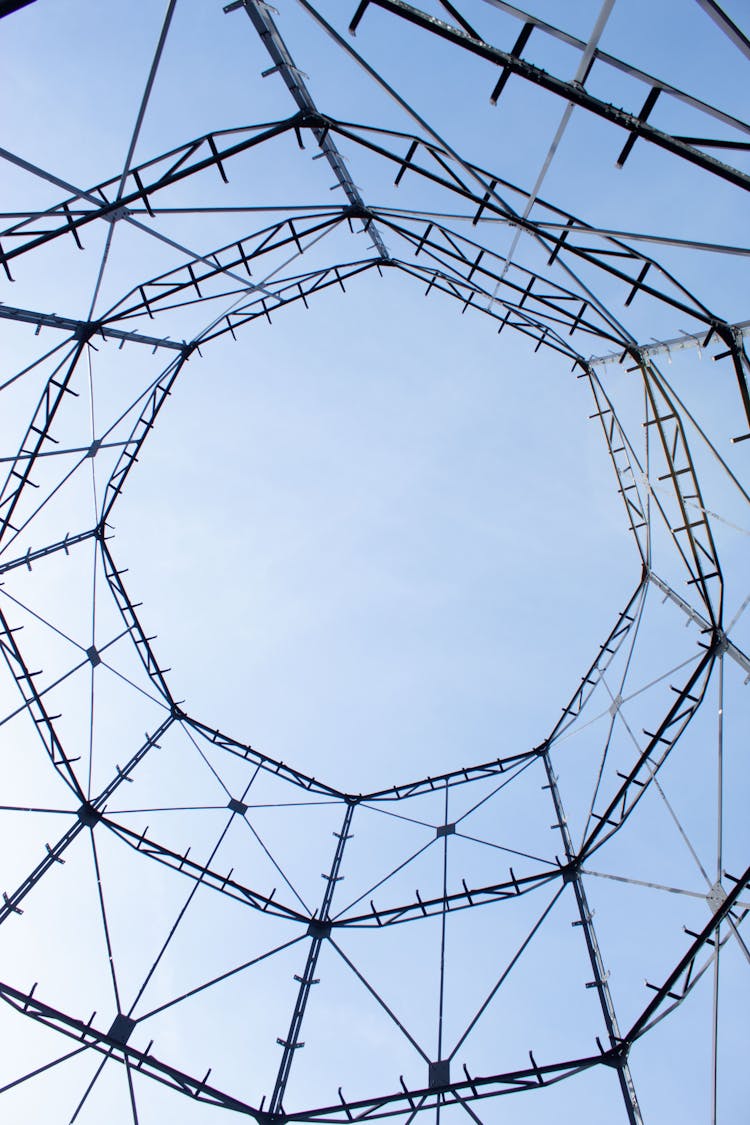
[0,716,174,924]
[267,800,356,1117]
[542,749,643,1124]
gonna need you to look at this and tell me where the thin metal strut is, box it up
[268,801,356,1117]
[230,0,390,259]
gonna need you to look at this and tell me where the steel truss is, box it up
[0,2,747,1123]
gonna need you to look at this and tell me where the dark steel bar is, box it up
[624,863,750,1043]
[360,746,540,802]
[337,867,559,928]
[545,578,646,746]
[0,969,625,1120]
[184,715,347,799]
[100,350,189,523]
[0,604,85,800]
[693,0,750,60]
[543,749,642,1123]
[0,979,263,1116]
[100,537,175,705]
[355,0,750,191]
[582,369,649,566]
[640,360,723,622]
[648,571,750,680]
[0,528,97,576]
[268,801,356,1115]
[101,816,309,925]
[0,0,37,16]
[0,303,185,351]
[0,340,85,546]
[0,118,299,265]
[477,1,750,135]
[0,718,173,925]
[102,212,346,326]
[233,0,389,259]
[581,647,716,857]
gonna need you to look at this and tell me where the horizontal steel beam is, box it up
[232,0,389,258]
[353,0,750,192]
[0,302,186,351]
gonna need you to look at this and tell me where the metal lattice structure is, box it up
[0,1,748,1122]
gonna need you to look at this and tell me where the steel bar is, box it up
[353,0,750,192]
[581,648,716,857]
[359,747,540,803]
[545,578,646,747]
[233,0,390,260]
[590,320,750,366]
[0,6,746,1121]
[648,570,750,680]
[693,0,750,61]
[0,603,86,800]
[336,867,560,928]
[243,2,726,356]
[101,212,348,326]
[0,971,625,1120]
[0,718,173,924]
[623,863,750,1043]
[2,114,727,346]
[198,259,382,347]
[100,350,189,523]
[0,340,85,546]
[543,749,642,1123]
[581,369,649,565]
[479,0,750,135]
[100,538,175,705]
[0,0,36,15]
[184,715,348,799]
[374,214,626,348]
[640,360,723,621]
[101,816,310,925]
[483,0,617,295]
[0,119,299,266]
[0,528,97,576]
[0,303,186,351]
[268,802,356,1114]
[0,980,264,1116]
[323,123,720,328]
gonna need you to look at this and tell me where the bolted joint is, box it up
[343,202,374,224]
[107,1012,136,1045]
[428,1059,450,1089]
[295,108,328,131]
[602,1040,631,1069]
[73,322,99,344]
[561,861,580,885]
[103,205,131,224]
[78,802,102,827]
[307,918,331,939]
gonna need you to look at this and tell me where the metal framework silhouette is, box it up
[0,1,748,1122]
